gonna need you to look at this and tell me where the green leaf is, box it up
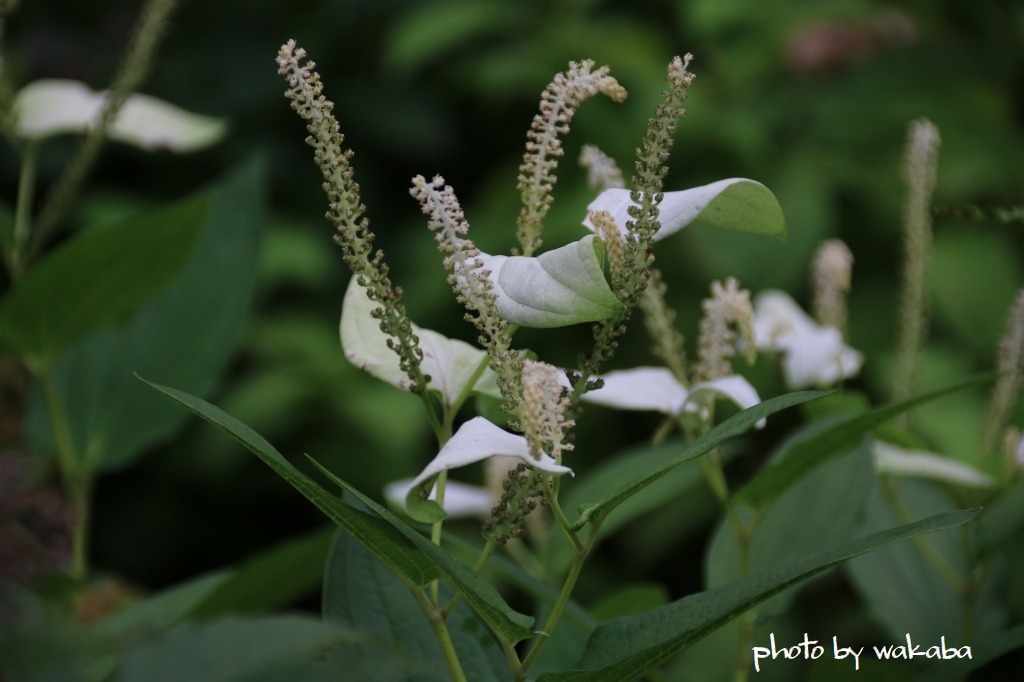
[482,235,623,328]
[570,390,828,531]
[140,378,535,646]
[138,377,441,589]
[846,481,1006,644]
[191,527,334,618]
[705,436,873,617]
[538,509,979,682]
[385,0,522,75]
[735,373,1000,511]
[583,178,786,241]
[26,159,264,470]
[324,527,510,681]
[116,617,362,682]
[306,456,537,645]
[0,193,209,367]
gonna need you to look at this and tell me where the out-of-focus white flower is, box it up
[576,366,766,428]
[399,417,573,523]
[753,290,863,389]
[11,79,227,152]
[874,441,996,488]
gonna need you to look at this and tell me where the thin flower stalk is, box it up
[811,238,854,335]
[983,289,1024,457]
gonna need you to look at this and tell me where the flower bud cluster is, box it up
[482,463,547,545]
[579,144,625,191]
[520,360,575,462]
[696,277,756,382]
[277,40,426,391]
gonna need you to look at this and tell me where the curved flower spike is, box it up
[582,178,785,241]
[404,417,573,523]
[12,79,226,152]
[753,290,863,389]
[578,366,765,428]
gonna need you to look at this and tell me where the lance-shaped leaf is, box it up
[735,373,1001,511]
[571,391,827,532]
[340,276,500,406]
[538,509,978,682]
[140,378,537,647]
[582,178,786,241]
[405,416,572,524]
[478,235,622,327]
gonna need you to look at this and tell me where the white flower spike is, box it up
[404,417,573,523]
[753,290,863,389]
[579,366,765,428]
[12,79,226,152]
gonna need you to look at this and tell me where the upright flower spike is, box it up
[811,238,854,334]
[520,360,575,461]
[695,278,757,383]
[516,60,627,256]
[278,40,427,393]
[982,289,1024,456]
[892,118,940,410]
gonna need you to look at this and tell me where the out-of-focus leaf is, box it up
[26,158,264,470]
[116,617,361,682]
[0,195,208,367]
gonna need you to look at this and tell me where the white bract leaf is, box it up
[753,290,863,389]
[477,234,622,328]
[384,478,493,519]
[874,441,996,488]
[579,366,766,428]
[12,79,227,152]
[582,178,786,241]
[340,276,501,406]
[405,417,573,522]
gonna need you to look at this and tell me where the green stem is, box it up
[519,525,594,676]
[40,366,90,580]
[8,141,37,277]
[409,586,468,682]
[881,478,963,592]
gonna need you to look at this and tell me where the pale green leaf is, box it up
[481,235,622,327]
[583,178,785,241]
[340,275,500,406]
